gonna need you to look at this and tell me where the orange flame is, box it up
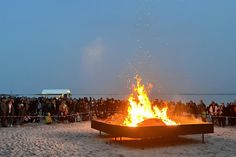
[123,75,177,127]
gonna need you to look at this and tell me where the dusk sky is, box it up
[0,0,236,97]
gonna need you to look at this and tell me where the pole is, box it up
[202,133,205,143]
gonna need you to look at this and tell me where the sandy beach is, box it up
[0,122,235,157]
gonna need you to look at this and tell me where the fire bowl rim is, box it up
[91,119,214,139]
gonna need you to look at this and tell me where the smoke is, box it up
[79,38,128,97]
[82,38,105,65]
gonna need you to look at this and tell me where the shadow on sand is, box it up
[98,134,202,149]
[50,129,203,149]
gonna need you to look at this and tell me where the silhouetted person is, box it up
[0,97,8,127]
[218,103,226,127]
[7,98,15,127]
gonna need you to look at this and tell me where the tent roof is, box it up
[41,89,71,95]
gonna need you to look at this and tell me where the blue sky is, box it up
[0,0,236,97]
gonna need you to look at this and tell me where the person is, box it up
[218,103,226,127]
[198,100,207,122]
[76,112,81,122]
[36,100,42,122]
[7,98,15,127]
[0,97,8,127]
[59,100,68,122]
[45,112,53,124]
[208,101,218,124]
[18,99,26,125]
[51,99,57,121]
[230,103,236,125]
[37,100,42,116]
[225,103,231,126]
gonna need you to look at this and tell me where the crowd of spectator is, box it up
[0,96,236,127]
[0,96,126,127]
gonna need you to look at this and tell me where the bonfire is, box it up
[92,75,213,142]
[123,75,177,127]
[105,75,178,127]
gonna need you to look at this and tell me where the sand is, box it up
[0,122,235,157]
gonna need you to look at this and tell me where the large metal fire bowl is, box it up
[91,120,214,143]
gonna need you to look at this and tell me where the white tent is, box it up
[41,89,71,97]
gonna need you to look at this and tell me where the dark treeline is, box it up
[0,96,236,127]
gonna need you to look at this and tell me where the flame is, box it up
[123,75,177,127]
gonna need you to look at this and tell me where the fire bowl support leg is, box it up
[99,130,101,136]
[202,133,204,143]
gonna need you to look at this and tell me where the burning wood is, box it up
[104,75,206,127]
[123,75,177,127]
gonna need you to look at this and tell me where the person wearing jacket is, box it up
[45,112,52,124]
[0,97,8,127]
[7,98,15,127]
